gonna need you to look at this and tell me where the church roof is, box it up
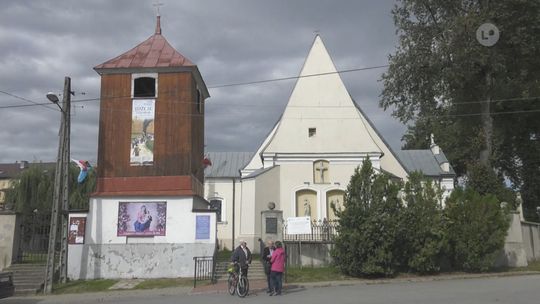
[204,152,254,178]
[396,150,455,177]
[94,16,194,70]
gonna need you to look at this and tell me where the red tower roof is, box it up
[94,16,194,70]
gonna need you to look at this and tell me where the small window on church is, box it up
[209,199,222,222]
[133,77,156,98]
[309,128,316,137]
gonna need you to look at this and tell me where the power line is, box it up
[0,90,59,112]
[2,91,540,110]
[207,65,390,89]
[0,60,539,111]
[92,105,540,118]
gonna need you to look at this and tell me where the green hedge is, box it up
[332,159,511,277]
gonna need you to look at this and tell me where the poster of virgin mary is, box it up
[117,202,167,236]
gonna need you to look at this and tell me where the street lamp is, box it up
[46,92,63,112]
[46,92,59,103]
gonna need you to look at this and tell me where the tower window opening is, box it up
[133,77,156,98]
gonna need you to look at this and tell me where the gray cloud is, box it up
[0,0,405,163]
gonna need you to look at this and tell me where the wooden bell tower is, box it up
[92,15,209,198]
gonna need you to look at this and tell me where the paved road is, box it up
[2,274,539,304]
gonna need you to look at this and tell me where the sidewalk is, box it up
[192,270,540,295]
[3,270,539,302]
[191,279,268,295]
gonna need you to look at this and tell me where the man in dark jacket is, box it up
[260,239,275,293]
[231,240,252,276]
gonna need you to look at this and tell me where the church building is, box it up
[204,36,455,251]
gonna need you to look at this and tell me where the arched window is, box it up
[313,160,329,184]
[326,190,345,221]
[296,189,317,219]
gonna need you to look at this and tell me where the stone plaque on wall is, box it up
[266,217,278,234]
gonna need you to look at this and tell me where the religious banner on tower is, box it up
[130,99,155,166]
[117,201,167,236]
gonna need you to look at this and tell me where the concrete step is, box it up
[14,282,42,289]
[5,264,45,296]
[14,288,40,296]
[13,279,44,285]
[12,273,45,278]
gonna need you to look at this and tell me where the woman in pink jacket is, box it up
[269,241,286,296]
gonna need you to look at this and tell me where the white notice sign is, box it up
[286,217,311,235]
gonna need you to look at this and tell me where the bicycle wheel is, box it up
[227,273,237,295]
[236,276,249,298]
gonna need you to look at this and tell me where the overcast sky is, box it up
[0,0,406,164]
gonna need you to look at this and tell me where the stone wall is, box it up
[521,221,540,262]
[0,212,18,270]
[496,212,528,267]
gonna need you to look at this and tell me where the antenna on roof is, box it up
[153,1,164,34]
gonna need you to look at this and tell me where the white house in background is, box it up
[204,35,455,251]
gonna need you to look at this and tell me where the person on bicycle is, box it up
[231,240,252,277]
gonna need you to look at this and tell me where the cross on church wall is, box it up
[315,161,328,183]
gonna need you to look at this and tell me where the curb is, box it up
[292,271,540,290]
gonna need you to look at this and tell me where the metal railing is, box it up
[283,219,339,242]
[193,256,216,288]
[16,213,51,263]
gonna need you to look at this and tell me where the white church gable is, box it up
[262,36,383,157]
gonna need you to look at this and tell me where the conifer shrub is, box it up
[444,189,510,272]
[332,159,402,277]
[400,172,447,274]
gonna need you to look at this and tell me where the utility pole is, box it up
[44,77,71,293]
[59,77,71,284]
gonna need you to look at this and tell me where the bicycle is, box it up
[227,263,249,298]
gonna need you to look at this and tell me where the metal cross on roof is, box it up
[153,1,164,16]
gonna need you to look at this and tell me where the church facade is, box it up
[205,36,455,251]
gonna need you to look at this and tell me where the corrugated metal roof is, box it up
[396,150,455,177]
[204,152,254,178]
[94,17,194,70]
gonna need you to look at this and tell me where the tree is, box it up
[5,165,54,214]
[466,163,515,207]
[445,188,509,272]
[332,159,402,277]
[5,163,96,213]
[400,172,446,273]
[381,0,540,218]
